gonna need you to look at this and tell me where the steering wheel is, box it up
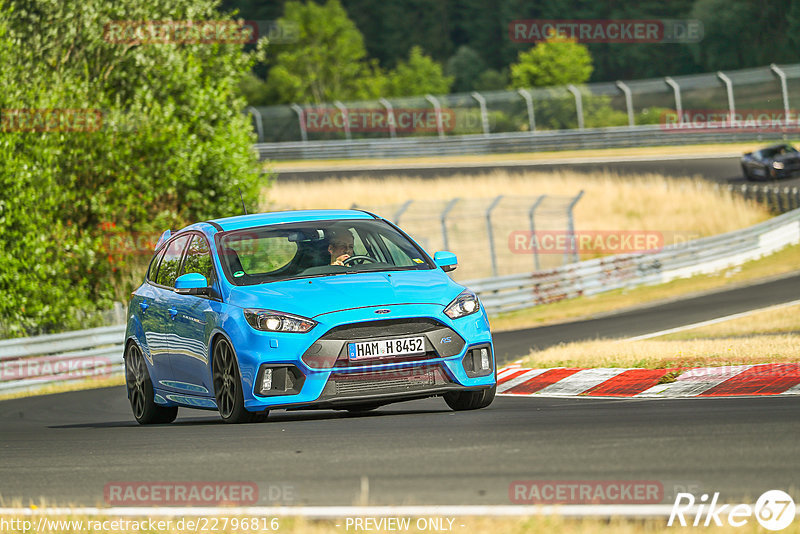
[343,255,378,266]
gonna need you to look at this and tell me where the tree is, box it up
[510,36,593,89]
[0,0,265,336]
[446,46,485,93]
[385,46,452,97]
[266,0,385,104]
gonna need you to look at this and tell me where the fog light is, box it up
[480,348,489,370]
[260,369,273,393]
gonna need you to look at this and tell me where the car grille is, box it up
[321,318,445,340]
[322,364,449,398]
[301,318,465,369]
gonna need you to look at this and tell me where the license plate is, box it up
[348,336,425,360]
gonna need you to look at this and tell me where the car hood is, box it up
[226,269,464,318]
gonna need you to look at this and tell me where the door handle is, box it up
[168,307,178,319]
[139,302,149,312]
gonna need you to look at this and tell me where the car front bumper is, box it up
[234,304,495,411]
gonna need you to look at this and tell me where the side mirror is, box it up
[175,273,210,296]
[433,251,458,273]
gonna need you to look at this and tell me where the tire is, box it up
[125,343,178,425]
[443,385,496,411]
[212,337,268,424]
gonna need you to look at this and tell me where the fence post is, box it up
[471,91,490,136]
[566,190,584,264]
[440,198,460,251]
[770,64,791,125]
[486,195,504,277]
[794,187,799,211]
[615,81,635,127]
[567,84,585,130]
[717,71,736,125]
[334,100,351,141]
[378,98,397,138]
[425,94,445,139]
[394,200,413,225]
[289,103,308,142]
[517,88,536,132]
[664,77,683,124]
[528,195,547,271]
[246,106,264,142]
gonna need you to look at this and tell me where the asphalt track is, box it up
[277,155,800,188]
[1,273,799,507]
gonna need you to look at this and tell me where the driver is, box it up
[328,228,355,266]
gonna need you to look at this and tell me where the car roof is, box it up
[759,143,793,152]
[207,209,377,232]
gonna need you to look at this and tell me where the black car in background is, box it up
[741,144,800,181]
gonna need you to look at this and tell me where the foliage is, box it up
[446,46,485,93]
[265,0,385,104]
[474,69,509,92]
[510,36,593,89]
[385,46,452,97]
[0,0,266,337]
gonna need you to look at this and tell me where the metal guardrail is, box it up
[255,124,796,161]
[724,184,800,214]
[465,207,800,315]
[0,325,125,395]
[2,207,799,395]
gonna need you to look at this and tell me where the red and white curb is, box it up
[496,363,800,398]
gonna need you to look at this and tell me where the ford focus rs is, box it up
[124,210,496,424]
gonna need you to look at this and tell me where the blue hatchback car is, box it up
[124,210,496,424]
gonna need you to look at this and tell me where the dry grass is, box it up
[518,335,800,370]
[0,514,796,534]
[264,170,768,241]
[0,375,125,401]
[660,303,800,340]
[489,243,800,332]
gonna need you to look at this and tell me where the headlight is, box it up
[244,309,317,333]
[444,289,480,319]
[773,161,785,169]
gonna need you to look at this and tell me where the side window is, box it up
[181,234,215,284]
[147,247,167,282]
[380,235,415,266]
[155,235,190,288]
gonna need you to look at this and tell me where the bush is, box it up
[0,1,267,337]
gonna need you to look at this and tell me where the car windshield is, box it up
[217,218,433,285]
[761,145,798,158]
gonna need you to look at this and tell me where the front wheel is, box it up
[213,337,268,424]
[125,343,178,425]
[443,386,496,411]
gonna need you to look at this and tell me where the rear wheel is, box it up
[125,343,178,425]
[213,337,268,424]
[443,386,496,411]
